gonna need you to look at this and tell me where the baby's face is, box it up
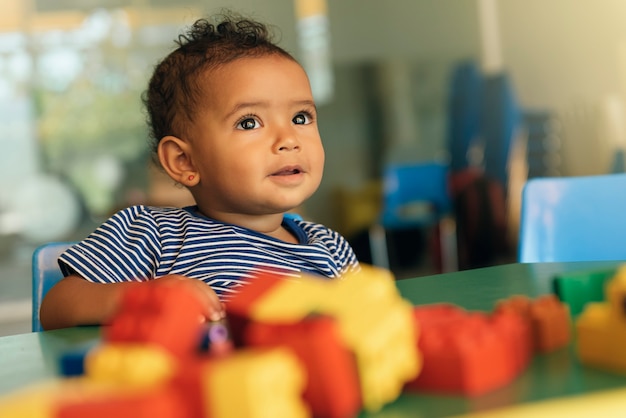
[188,55,325,218]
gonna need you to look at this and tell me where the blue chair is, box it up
[369,161,457,272]
[518,173,626,263]
[31,241,75,332]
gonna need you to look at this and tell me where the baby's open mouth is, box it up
[272,167,302,176]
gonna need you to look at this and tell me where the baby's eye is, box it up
[237,118,260,130]
[293,113,312,125]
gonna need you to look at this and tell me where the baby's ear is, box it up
[157,136,199,186]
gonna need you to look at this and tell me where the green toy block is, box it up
[552,268,616,317]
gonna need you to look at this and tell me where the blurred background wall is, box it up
[2,0,626,333]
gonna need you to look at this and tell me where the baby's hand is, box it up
[152,274,225,322]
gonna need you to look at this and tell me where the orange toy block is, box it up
[496,294,571,353]
[56,386,182,418]
[406,304,529,396]
[244,316,362,418]
[104,283,206,358]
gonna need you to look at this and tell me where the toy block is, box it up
[226,270,329,323]
[552,268,615,317]
[244,316,362,418]
[576,266,626,374]
[55,385,182,418]
[59,342,99,377]
[320,265,400,318]
[315,266,420,411]
[0,379,141,418]
[489,310,533,374]
[496,295,570,353]
[226,265,420,413]
[84,343,175,388]
[406,304,528,396]
[104,282,205,357]
[343,298,419,412]
[204,347,310,418]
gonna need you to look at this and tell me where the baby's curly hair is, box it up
[143,12,295,159]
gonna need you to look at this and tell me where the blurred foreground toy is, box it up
[495,294,571,353]
[405,304,531,396]
[576,266,626,374]
[0,282,309,418]
[553,268,615,317]
[0,266,420,418]
[227,265,421,414]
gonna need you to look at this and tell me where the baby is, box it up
[39,12,360,330]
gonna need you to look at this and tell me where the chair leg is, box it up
[439,217,458,273]
[369,224,390,270]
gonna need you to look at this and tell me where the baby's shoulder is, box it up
[109,205,197,226]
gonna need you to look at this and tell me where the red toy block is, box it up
[495,294,571,353]
[104,283,206,358]
[55,386,183,418]
[244,316,362,418]
[225,270,286,317]
[225,271,286,347]
[406,304,528,396]
[168,357,213,418]
[490,310,533,374]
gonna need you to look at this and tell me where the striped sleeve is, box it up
[59,205,161,283]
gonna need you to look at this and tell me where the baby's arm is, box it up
[39,274,225,331]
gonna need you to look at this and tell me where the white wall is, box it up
[500,0,626,175]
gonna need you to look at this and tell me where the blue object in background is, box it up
[518,173,626,263]
[31,241,75,332]
[370,161,457,272]
[446,61,483,172]
[481,73,521,191]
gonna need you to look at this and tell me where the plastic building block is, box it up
[84,343,175,387]
[577,266,626,374]
[552,268,615,317]
[244,316,361,418]
[204,347,309,418]
[104,282,206,358]
[496,294,571,353]
[226,265,420,413]
[0,379,144,418]
[56,386,182,418]
[226,270,329,322]
[406,304,530,396]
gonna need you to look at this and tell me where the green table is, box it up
[1,261,626,417]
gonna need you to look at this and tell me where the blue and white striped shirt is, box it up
[59,205,360,301]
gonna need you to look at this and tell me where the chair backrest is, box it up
[380,161,452,229]
[518,173,626,263]
[32,241,75,332]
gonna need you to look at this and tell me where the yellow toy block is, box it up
[205,347,310,418]
[85,343,176,387]
[0,378,137,418]
[352,300,420,412]
[250,276,330,322]
[317,265,421,411]
[576,266,626,374]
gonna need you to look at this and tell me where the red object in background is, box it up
[244,316,362,418]
[104,283,206,358]
[405,304,531,396]
[496,294,571,354]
